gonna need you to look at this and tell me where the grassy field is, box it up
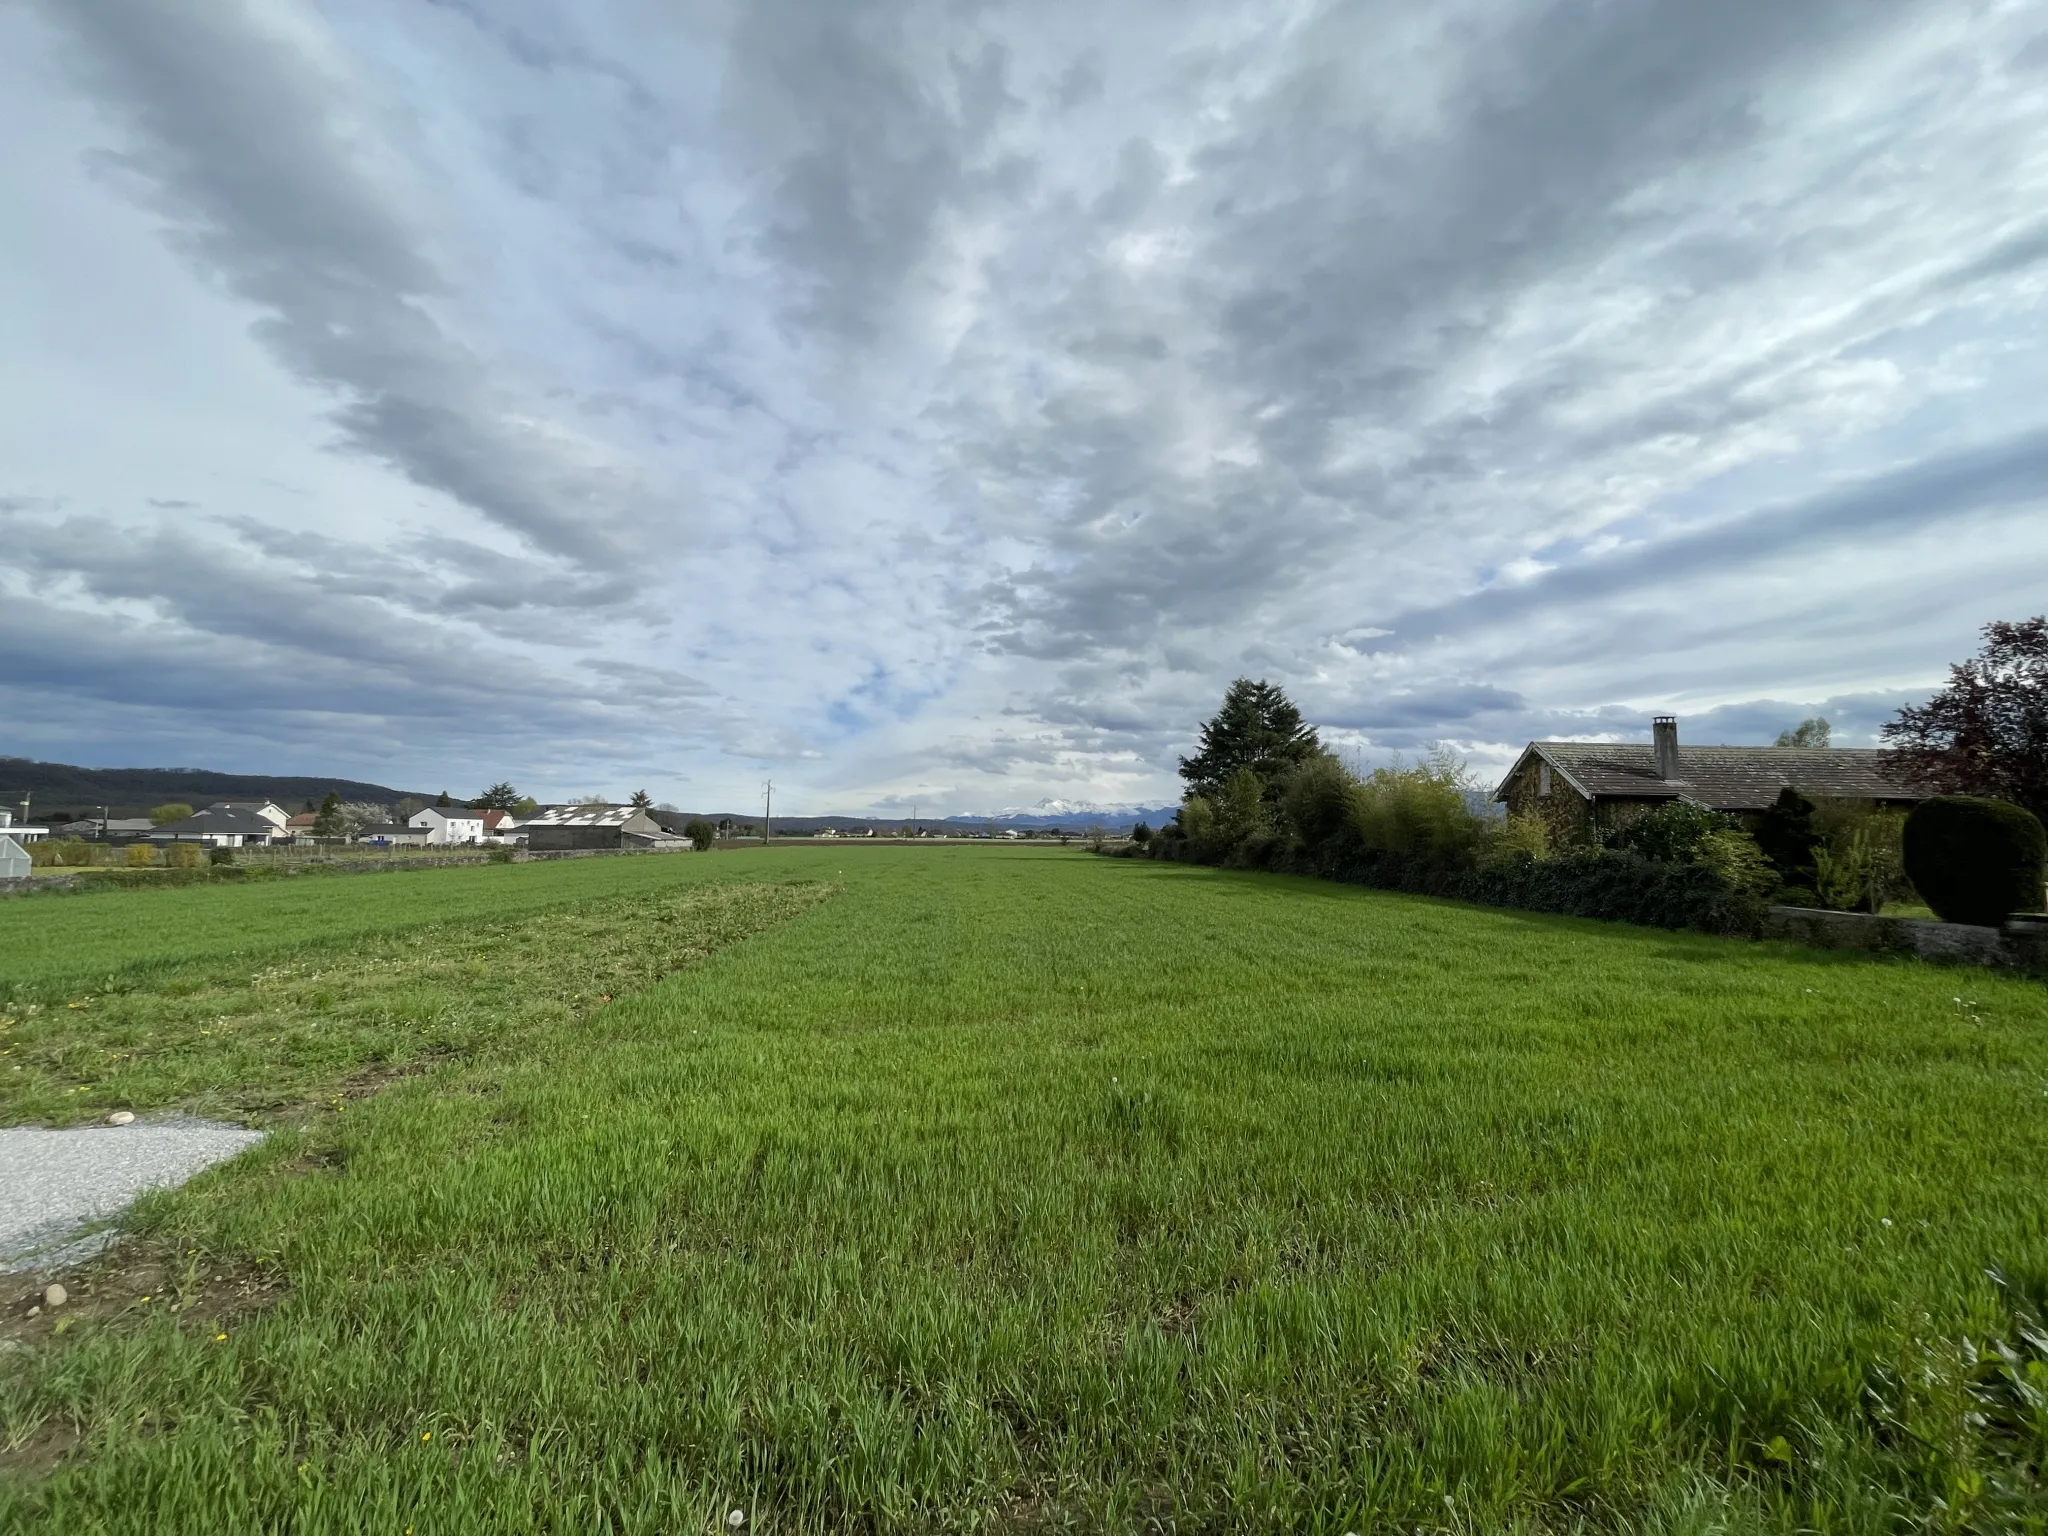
[3,847,2047,1532]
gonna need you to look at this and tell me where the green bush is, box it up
[1216,768,1271,848]
[1480,812,1550,869]
[1810,806,1909,914]
[208,845,236,867]
[486,844,516,865]
[1754,788,1821,896]
[683,818,716,852]
[1349,749,1484,868]
[1902,795,2048,927]
[1279,754,1360,847]
[1606,800,1726,863]
[1692,827,1777,902]
[167,843,207,870]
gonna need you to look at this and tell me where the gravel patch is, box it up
[0,1119,264,1274]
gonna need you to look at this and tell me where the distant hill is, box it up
[0,757,428,820]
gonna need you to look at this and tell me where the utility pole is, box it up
[763,780,773,845]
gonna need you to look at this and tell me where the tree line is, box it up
[1115,618,2048,934]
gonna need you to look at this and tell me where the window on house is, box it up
[1538,762,1552,798]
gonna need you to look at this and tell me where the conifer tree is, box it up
[1178,679,1321,802]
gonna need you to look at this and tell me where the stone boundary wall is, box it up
[1767,905,2047,969]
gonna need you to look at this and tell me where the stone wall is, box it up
[1766,906,2047,969]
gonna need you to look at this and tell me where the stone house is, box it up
[1494,716,1922,846]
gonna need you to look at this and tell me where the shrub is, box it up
[30,839,99,868]
[683,818,716,851]
[1349,750,1485,868]
[1130,822,1152,846]
[1754,788,1820,895]
[1693,827,1777,902]
[208,845,236,866]
[1280,754,1360,848]
[486,844,516,864]
[126,843,158,868]
[1482,812,1551,869]
[1216,768,1271,846]
[1468,850,1767,936]
[1902,796,2048,927]
[1606,801,1726,864]
[1809,806,1909,914]
[167,843,207,870]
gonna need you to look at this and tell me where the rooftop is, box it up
[1501,742,1917,811]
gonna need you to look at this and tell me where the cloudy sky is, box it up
[3,0,2044,813]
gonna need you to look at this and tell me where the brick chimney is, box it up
[1653,715,1680,781]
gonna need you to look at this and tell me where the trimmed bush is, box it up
[207,845,236,866]
[167,843,207,870]
[1902,795,2048,927]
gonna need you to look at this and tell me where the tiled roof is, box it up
[519,805,646,828]
[150,806,283,836]
[1501,743,1919,811]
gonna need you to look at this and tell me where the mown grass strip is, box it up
[0,875,833,1128]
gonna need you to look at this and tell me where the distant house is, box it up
[54,817,155,838]
[0,810,48,843]
[517,805,681,851]
[355,823,431,847]
[285,812,320,836]
[408,806,487,845]
[1495,716,1921,844]
[148,804,290,848]
[0,834,28,879]
[213,801,291,831]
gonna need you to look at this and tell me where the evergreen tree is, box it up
[1754,787,1820,895]
[473,782,522,811]
[630,789,655,812]
[311,792,345,839]
[1178,679,1321,802]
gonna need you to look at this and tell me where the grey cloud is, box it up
[724,0,1026,343]
[33,0,661,576]
[1382,425,2048,645]
[941,0,1970,692]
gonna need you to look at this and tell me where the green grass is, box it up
[5,847,2048,1532]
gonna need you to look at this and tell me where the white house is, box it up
[149,804,289,847]
[0,810,49,843]
[408,806,487,844]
